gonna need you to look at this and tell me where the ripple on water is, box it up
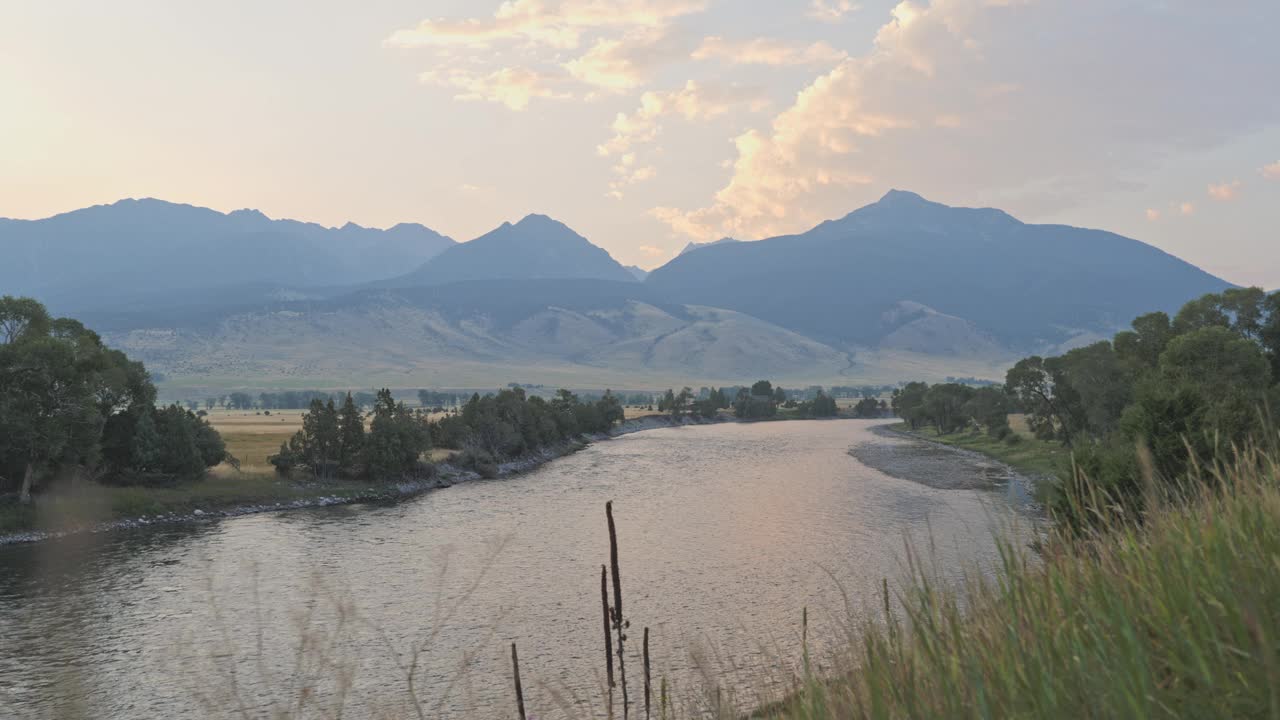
[0,419,1026,719]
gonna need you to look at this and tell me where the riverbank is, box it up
[884,421,1068,479]
[762,446,1280,720]
[0,413,726,545]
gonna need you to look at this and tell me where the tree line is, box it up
[268,389,433,480]
[430,388,625,477]
[894,287,1280,532]
[1,297,226,503]
[1011,287,1280,530]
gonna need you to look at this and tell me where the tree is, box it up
[302,398,341,477]
[963,387,1010,436]
[364,388,430,478]
[0,295,51,346]
[337,393,365,476]
[751,380,773,398]
[922,383,976,434]
[1114,311,1173,369]
[890,382,929,430]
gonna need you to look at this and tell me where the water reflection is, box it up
[0,419,1023,719]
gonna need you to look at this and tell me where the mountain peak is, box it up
[878,189,929,204]
[515,213,560,227]
[230,208,269,221]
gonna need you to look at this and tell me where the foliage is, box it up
[0,297,225,501]
[429,387,625,460]
[1008,288,1280,530]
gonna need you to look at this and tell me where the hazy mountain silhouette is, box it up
[0,198,454,312]
[13,192,1238,389]
[645,190,1233,349]
[678,237,739,255]
[385,214,637,286]
[625,265,650,281]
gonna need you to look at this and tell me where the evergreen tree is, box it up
[337,392,365,476]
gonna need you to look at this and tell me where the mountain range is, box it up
[1,191,1233,394]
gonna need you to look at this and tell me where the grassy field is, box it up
[891,414,1069,478]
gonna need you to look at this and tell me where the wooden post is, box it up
[511,642,526,720]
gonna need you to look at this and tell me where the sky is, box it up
[2,0,1278,286]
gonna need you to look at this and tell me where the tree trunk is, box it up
[19,462,34,505]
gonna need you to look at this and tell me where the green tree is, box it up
[922,383,976,435]
[963,386,1010,436]
[891,382,929,430]
[337,392,365,476]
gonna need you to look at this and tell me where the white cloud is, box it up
[564,26,691,91]
[652,0,1280,240]
[598,80,767,157]
[391,0,707,105]
[808,0,860,23]
[386,0,706,50]
[1207,180,1241,201]
[1145,208,1160,222]
[1262,161,1280,180]
[420,66,569,110]
[1179,202,1195,216]
[692,36,847,66]
[638,244,667,257]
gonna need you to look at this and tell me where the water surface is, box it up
[0,419,1023,719]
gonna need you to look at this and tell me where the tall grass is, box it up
[763,443,1280,719]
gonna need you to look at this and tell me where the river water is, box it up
[0,419,1029,719]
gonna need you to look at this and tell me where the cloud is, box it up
[598,80,768,157]
[638,244,667,257]
[692,36,847,66]
[1262,161,1280,180]
[598,80,768,198]
[1145,208,1160,222]
[420,66,570,110]
[459,183,485,192]
[809,0,860,23]
[651,0,1280,240]
[1207,180,1241,201]
[565,25,692,91]
[1179,202,1195,216]
[386,0,706,50]
[391,0,707,106]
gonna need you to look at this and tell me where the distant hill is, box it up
[625,265,650,281]
[0,198,454,312]
[100,279,875,393]
[385,214,637,287]
[646,190,1233,350]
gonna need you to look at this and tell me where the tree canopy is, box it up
[1,296,225,502]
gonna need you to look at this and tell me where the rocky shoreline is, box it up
[852,424,1044,511]
[0,413,727,546]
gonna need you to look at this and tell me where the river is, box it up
[0,419,1030,719]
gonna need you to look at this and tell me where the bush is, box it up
[450,449,499,479]
[1004,432,1023,446]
